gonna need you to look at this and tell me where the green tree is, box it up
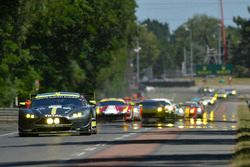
[233,7,250,76]
[137,24,160,79]
[0,0,138,106]
[173,14,220,68]
[142,19,173,78]
[0,0,40,106]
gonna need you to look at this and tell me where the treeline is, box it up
[0,0,137,106]
[1,1,250,107]
[139,13,250,79]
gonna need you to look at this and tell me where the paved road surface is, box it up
[0,86,247,166]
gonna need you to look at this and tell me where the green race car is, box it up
[18,92,97,136]
[139,99,175,123]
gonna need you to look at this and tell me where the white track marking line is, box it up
[84,147,97,151]
[76,152,86,156]
[123,134,131,138]
[114,137,123,140]
[71,152,86,157]
[0,131,17,137]
[94,144,106,147]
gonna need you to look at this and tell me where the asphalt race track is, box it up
[0,86,249,167]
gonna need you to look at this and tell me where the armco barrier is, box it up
[140,79,195,87]
[0,108,18,121]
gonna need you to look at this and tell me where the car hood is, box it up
[31,105,84,116]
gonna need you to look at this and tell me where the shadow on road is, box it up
[0,130,236,148]
[0,153,233,167]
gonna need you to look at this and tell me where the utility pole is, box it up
[184,26,193,76]
[182,47,187,76]
[218,23,222,64]
[190,29,193,76]
[219,0,227,64]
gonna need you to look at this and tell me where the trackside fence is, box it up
[0,108,18,122]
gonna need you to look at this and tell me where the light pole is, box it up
[134,23,146,86]
[184,26,193,76]
[134,42,141,84]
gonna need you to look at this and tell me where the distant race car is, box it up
[201,96,216,105]
[123,100,142,121]
[18,92,97,137]
[139,98,175,123]
[198,87,215,94]
[182,101,204,119]
[173,103,185,118]
[225,88,237,96]
[95,98,129,120]
[215,89,228,99]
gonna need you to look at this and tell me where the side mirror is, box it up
[18,102,26,108]
[246,100,250,108]
[89,100,96,105]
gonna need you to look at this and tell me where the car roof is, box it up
[35,92,80,99]
[99,98,125,103]
[151,98,172,103]
[184,101,198,105]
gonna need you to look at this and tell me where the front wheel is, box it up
[80,120,92,136]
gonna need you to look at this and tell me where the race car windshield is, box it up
[184,103,199,107]
[31,98,84,108]
[99,101,125,106]
[140,101,165,107]
[217,89,226,93]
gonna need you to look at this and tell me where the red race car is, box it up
[123,100,142,121]
[96,98,129,121]
[182,101,204,119]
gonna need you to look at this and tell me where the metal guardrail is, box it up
[141,79,195,87]
[0,108,18,122]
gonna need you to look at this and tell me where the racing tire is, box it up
[19,132,38,137]
[80,119,92,136]
[92,129,97,134]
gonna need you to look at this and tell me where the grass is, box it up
[194,77,250,87]
[233,104,250,167]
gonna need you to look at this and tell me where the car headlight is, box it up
[25,113,35,119]
[46,118,60,124]
[54,118,60,124]
[133,107,138,113]
[157,107,163,112]
[71,111,86,118]
[96,107,100,115]
[202,101,208,106]
[178,108,184,114]
[190,108,195,114]
[72,112,83,118]
[168,106,173,111]
[232,90,236,95]
[46,118,54,124]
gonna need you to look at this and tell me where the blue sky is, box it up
[136,0,250,31]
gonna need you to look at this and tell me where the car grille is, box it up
[36,117,71,125]
[36,127,72,132]
[142,113,164,118]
